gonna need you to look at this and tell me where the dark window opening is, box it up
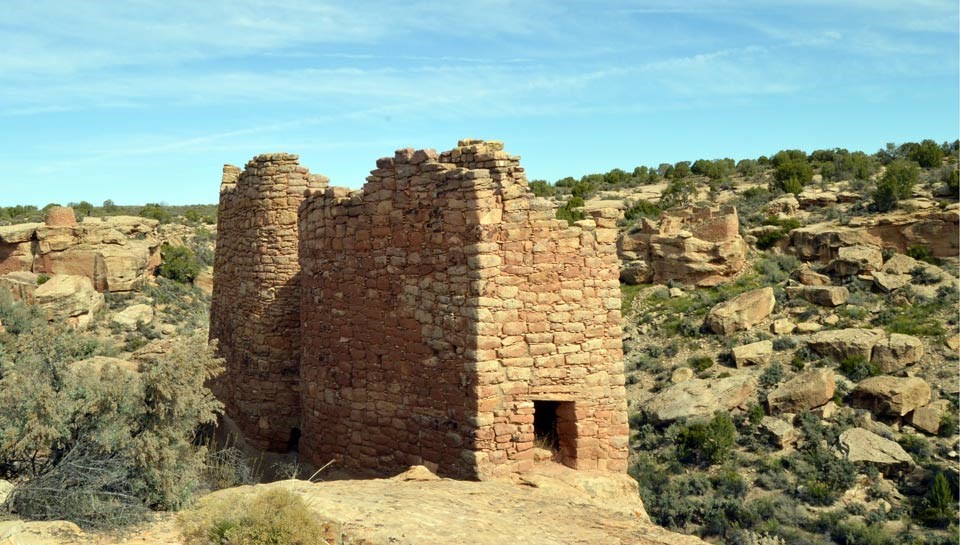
[533,400,560,452]
[286,427,302,453]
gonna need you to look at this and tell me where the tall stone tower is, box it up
[210,153,327,450]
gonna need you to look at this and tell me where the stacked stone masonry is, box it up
[211,140,628,479]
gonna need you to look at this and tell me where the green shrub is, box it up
[158,243,202,283]
[909,265,942,285]
[830,520,897,545]
[915,472,957,528]
[771,150,813,194]
[687,355,714,373]
[906,244,939,265]
[0,328,223,528]
[908,139,944,168]
[759,362,785,388]
[839,355,882,381]
[528,179,555,198]
[556,197,586,225]
[623,199,661,222]
[178,488,326,545]
[873,160,919,212]
[897,434,932,463]
[676,412,737,466]
[660,177,698,209]
[139,203,173,224]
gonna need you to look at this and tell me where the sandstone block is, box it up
[732,340,773,368]
[767,368,835,414]
[704,287,775,335]
[851,376,932,417]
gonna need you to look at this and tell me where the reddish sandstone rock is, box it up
[44,206,77,227]
[851,376,932,417]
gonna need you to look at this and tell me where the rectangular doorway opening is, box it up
[533,400,576,464]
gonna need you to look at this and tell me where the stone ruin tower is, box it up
[211,140,628,479]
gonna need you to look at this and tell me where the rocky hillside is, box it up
[543,142,960,545]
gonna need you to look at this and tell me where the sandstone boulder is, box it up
[794,267,831,286]
[880,253,920,275]
[767,368,835,414]
[871,334,923,373]
[908,400,951,435]
[705,287,775,335]
[797,190,838,209]
[795,321,823,334]
[619,259,653,285]
[807,328,886,362]
[851,376,932,417]
[111,304,155,330]
[771,319,796,335]
[787,285,848,307]
[839,428,914,467]
[0,223,41,275]
[33,275,104,327]
[828,245,883,276]
[670,367,694,384]
[0,272,40,303]
[645,375,756,423]
[732,340,773,368]
[871,271,911,292]
[760,416,797,449]
[766,195,800,216]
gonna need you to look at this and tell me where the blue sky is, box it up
[1,1,957,206]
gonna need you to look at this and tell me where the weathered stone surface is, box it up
[797,190,837,209]
[767,368,835,414]
[839,428,914,467]
[44,206,77,226]
[761,416,797,448]
[645,375,756,423]
[789,211,959,262]
[619,259,653,285]
[733,340,773,368]
[794,266,831,286]
[771,318,796,334]
[0,272,39,303]
[871,334,923,373]
[766,195,800,216]
[851,376,932,417]
[111,304,154,330]
[33,274,103,328]
[828,245,883,276]
[880,253,920,275]
[807,328,886,362]
[795,321,823,334]
[908,400,951,435]
[704,287,775,335]
[618,206,746,287]
[947,335,960,352]
[671,367,694,384]
[787,285,849,307]
[0,215,161,292]
[213,140,629,479]
[871,271,911,292]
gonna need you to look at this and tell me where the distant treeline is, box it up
[532,139,959,199]
[0,201,218,226]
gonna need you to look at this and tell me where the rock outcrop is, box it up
[851,376,932,418]
[704,287,775,335]
[617,205,746,287]
[806,329,923,371]
[645,375,756,423]
[33,274,104,328]
[839,428,914,468]
[767,368,835,414]
[0,210,161,293]
[788,209,959,262]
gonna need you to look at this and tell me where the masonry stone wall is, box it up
[212,140,627,478]
[210,154,328,451]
